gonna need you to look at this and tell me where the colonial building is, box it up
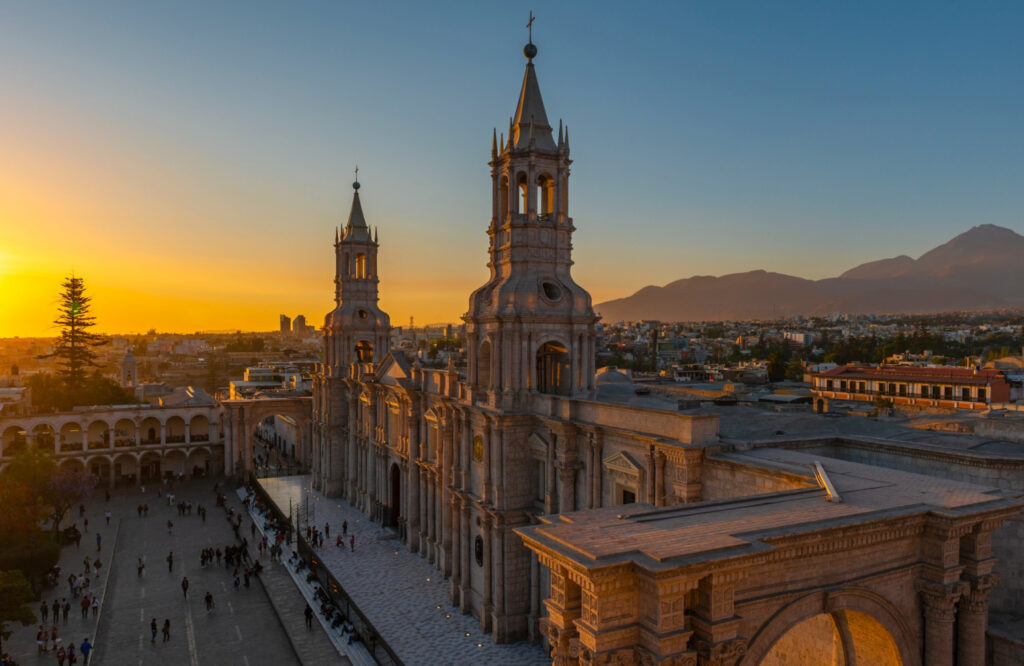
[810,364,1010,411]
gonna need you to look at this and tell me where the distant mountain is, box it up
[595,225,1024,322]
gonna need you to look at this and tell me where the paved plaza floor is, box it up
[2,478,328,666]
[257,475,550,666]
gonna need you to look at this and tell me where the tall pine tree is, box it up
[52,275,105,403]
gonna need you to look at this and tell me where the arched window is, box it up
[355,340,374,363]
[344,252,350,275]
[517,173,528,214]
[536,341,571,395]
[355,253,367,279]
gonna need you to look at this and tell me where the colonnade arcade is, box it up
[222,396,312,477]
[0,408,222,488]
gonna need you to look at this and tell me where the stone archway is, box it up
[743,589,916,666]
[222,397,313,477]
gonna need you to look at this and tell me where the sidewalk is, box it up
[255,475,549,666]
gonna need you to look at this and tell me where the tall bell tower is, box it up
[465,37,598,408]
[314,176,391,497]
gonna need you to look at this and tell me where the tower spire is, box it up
[511,26,555,152]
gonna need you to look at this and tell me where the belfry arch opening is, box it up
[761,610,902,666]
[355,253,368,279]
[517,172,528,213]
[537,173,554,220]
[355,340,374,363]
[500,175,509,219]
[536,341,571,396]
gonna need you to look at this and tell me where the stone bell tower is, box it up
[465,38,598,408]
[324,176,391,369]
[314,176,391,497]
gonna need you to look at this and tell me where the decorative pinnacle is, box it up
[353,165,360,190]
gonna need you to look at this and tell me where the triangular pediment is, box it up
[376,352,411,386]
[603,451,642,475]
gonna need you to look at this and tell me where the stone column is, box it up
[491,514,505,640]
[557,463,575,513]
[449,495,461,606]
[460,508,471,613]
[407,422,420,553]
[654,450,666,507]
[160,421,166,446]
[958,575,997,666]
[917,581,963,666]
[418,467,428,557]
[544,565,581,666]
[184,422,191,445]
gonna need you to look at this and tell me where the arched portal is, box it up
[758,610,903,666]
[536,341,571,395]
[114,418,136,448]
[140,417,161,444]
[86,420,109,450]
[60,422,83,452]
[165,416,186,443]
[140,452,162,482]
[389,462,402,528]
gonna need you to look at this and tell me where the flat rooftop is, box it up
[518,448,1020,571]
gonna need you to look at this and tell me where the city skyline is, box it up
[2,2,1022,337]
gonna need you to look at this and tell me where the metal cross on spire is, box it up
[526,11,535,43]
[354,165,359,180]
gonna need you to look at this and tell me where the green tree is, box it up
[50,276,106,404]
[4,449,97,535]
[785,358,806,382]
[0,570,36,656]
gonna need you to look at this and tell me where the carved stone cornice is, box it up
[695,638,746,666]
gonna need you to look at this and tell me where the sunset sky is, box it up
[1,2,1022,337]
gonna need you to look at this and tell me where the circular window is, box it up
[358,310,368,319]
[541,281,562,301]
[472,435,484,462]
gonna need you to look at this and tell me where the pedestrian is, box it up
[204,591,214,611]
[181,576,189,598]
[137,504,142,518]
[62,599,71,623]
[51,625,60,651]
[233,573,240,590]
[80,596,90,619]
[342,520,347,535]
[91,597,98,618]
[143,503,149,516]
[79,637,92,665]
[167,519,173,536]
[104,489,110,502]
[162,619,170,642]
[40,600,49,623]
[167,551,174,572]
[137,556,145,576]
[66,644,76,665]
[95,533,100,552]
[304,603,313,628]
[83,517,88,533]
[52,599,60,622]
[350,535,355,552]
[36,625,46,654]
[79,504,85,518]
[57,645,67,666]
[150,618,157,643]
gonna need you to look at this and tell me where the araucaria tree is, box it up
[52,275,105,402]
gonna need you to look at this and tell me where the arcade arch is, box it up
[113,452,139,486]
[165,416,186,443]
[87,420,109,450]
[189,415,210,442]
[114,418,136,448]
[163,449,187,477]
[32,423,56,454]
[140,417,161,444]
[2,425,27,457]
[60,422,83,452]
[536,341,570,395]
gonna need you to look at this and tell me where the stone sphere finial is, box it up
[523,42,537,60]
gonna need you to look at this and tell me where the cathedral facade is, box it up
[310,40,720,644]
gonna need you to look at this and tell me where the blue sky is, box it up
[1,2,1022,333]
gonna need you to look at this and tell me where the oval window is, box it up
[541,281,562,301]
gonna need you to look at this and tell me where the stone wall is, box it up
[701,457,812,501]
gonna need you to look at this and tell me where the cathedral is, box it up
[310,37,1023,666]
[310,37,719,643]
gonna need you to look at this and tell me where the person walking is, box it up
[137,557,145,576]
[94,533,100,552]
[90,597,98,618]
[52,599,60,622]
[104,511,110,526]
[181,576,189,598]
[342,520,347,536]
[79,638,92,665]
[62,599,70,624]
[161,619,171,642]
[304,603,313,629]
[167,519,173,536]
[204,591,214,612]
[79,595,90,619]
[167,551,174,572]
[57,644,67,666]
[350,535,355,552]
[40,600,49,623]
[66,644,76,665]
[150,618,157,643]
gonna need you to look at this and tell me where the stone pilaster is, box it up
[916,580,965,666]
[957,573,998,666]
